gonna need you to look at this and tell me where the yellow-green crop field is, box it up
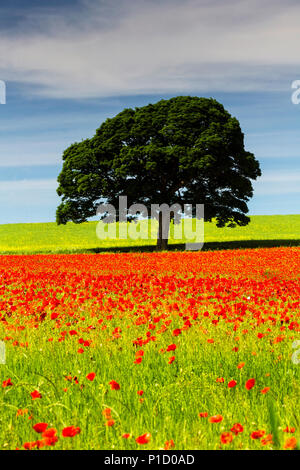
[0,215,299,254]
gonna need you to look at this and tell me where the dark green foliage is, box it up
[57,96,261,239]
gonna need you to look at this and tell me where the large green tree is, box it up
[56,96,261,249]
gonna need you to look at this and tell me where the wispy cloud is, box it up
[0,139,68,166]
[0,0,300,98]
[254,170,300,194]
[0,178,57,191]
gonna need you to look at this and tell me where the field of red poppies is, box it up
[0,247,299,450]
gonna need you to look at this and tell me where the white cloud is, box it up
[0,0,300,98]
[254,170,300,194]
[258,170,300,183]
[0,178,57,191]
[0,139,67,166]
[245,130,300,159]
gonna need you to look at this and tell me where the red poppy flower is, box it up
[31,390,42,400]
[2,378,13,388]
[209,415,223,423]
[199,412,208,418]
[109,380,120,390]
[172,328,181,336]
[134,357,143,364]
[137,390,144,396]
[283,426,295,433]
[43,435,58,446]
[23,441,37,450]
[273,335,285,344]
[42,428,57,438]
[261,434,273,446]
[220,432,233,444]
[230,423,244,435]
[136,433,151,444]
[102,408,112,418]
[62,426,81,437]
[122,433,131,439]
[283,437,297,449]
[135,350,144,357]
[251,430,265,439]
[33,423,48,434]
[228,380,237,388]
[168,356,175,364]
[42,428,58,446]
[35,439,46,449]
[245,378,256,390]
[105,419,115,427]
[86,372,96,381]
[16,409,28,417]
[164,439,175,450]
[167,344,176,351]
[260,387,270,394]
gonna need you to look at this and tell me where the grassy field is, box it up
[0,249,299,450]
[0,214,299,254]
[0,215,299,450]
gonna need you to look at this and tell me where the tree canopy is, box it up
[56,96,261,249]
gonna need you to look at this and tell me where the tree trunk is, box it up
[156,211,170,251]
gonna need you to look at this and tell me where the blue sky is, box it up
[0,0,299,224]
